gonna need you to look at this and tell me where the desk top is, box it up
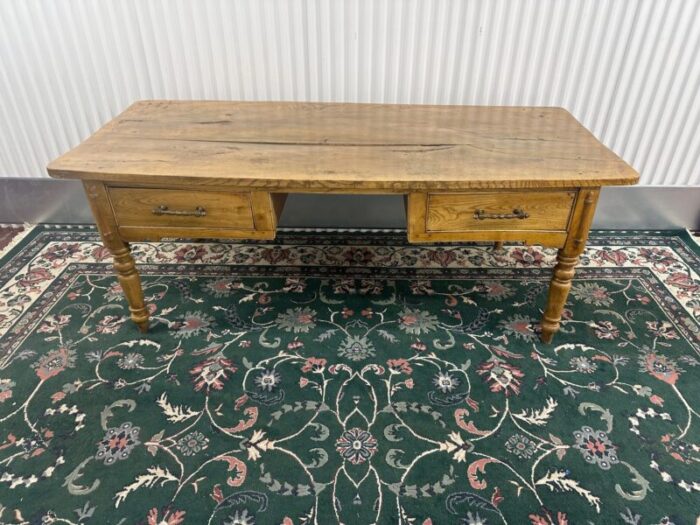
[48,101,638,191]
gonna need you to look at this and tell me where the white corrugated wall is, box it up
[0,0,698,186]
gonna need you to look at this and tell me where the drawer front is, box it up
[426,191,576,232]
[108,187,255,230]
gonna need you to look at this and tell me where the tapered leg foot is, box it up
[494,241,504,250]
[83,182,150,333]
[540,251,578,344]
[111,245,149,333]
[539,324,555,344]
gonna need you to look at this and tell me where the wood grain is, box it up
[117,225,277,242]
[407,192,569,246]
[108,187,255,229]
[106,187,282,241]
[48,101,639,191]
[83,181,150,332]
[426,191,575,232]
[540,188,600,343]
[50,103,636,342]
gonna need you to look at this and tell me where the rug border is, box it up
[0,223,36,263]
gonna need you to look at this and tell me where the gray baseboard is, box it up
[0,178,698,229]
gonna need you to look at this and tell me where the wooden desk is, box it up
[48,101,638,343]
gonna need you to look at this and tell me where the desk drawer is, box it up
[407,190,577,246]
[106,187,285,240]
[108,187,255,229]
[427,191,575,232]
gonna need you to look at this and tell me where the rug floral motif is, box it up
[0,226,698,524]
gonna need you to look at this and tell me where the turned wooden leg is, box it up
[110,244,149,333]
[83,181,149,333]
[539,188,600,344]
[540,249,578,343]
[494,241,504,250]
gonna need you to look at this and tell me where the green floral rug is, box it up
[0,226,698,525]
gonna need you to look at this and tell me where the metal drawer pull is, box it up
[474,208,529,220]
[152,205,207,217]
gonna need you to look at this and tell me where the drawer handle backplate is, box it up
[152,205,207,217]
[474,208,529,220]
